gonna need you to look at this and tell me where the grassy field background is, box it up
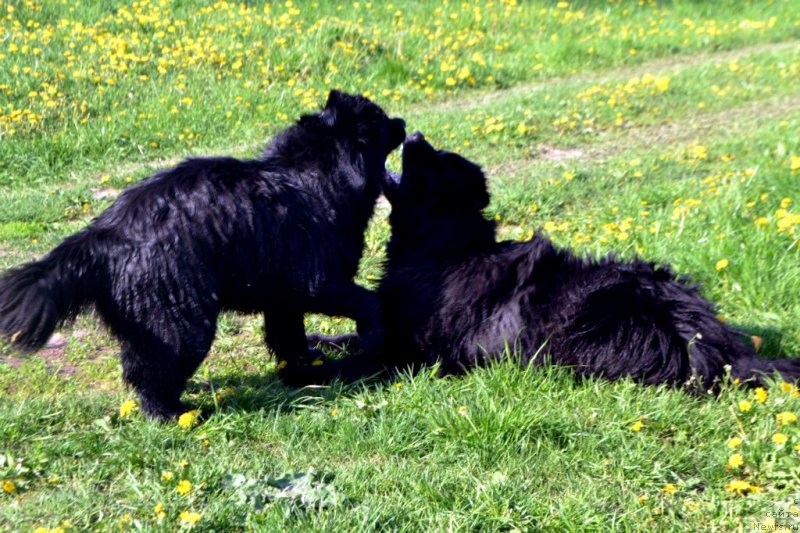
[2,0,800,530]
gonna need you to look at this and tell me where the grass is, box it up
[2,0,800,531]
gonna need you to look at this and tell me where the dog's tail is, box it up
[0,230,104,351]
[731,354,800,385]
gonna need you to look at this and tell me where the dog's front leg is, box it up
[263,307,315,373]
[312,282,384,355]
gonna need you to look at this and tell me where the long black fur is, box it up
[305,132,800,390]
[0,90,405,420]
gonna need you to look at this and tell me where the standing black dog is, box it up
[0,90,405,420]
[305,132,800,389]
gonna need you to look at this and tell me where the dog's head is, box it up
[319,90,406,160]
[384,132,494,256]
[387,131,489,212]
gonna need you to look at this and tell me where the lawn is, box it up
[2,0,800,530]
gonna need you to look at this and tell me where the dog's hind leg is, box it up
[118,309,217,421]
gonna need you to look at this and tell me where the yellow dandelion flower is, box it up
[177,410,200,430]
[458,405,468,416]
[790,156,800,172]
[727,437,742,449]
[637,494,648,504]
[179,510,201,526]
[773,433,789,446]
[2,480,16,494]
[739,400,752,412]
[631,421,644,432]
[176,479,192,495]
[725,479,754,494]
[661,484,677,495]
[276,360,288,370]
[310,358,324,367]
[754,388,768,404]
[179,460,189,469]
[215,386,235,401]
[781,382,796,394]
[727,453,744,469]
[161,470,174,482]
[777,411,798,426]
[715,258,729,271]
[154,502,166,519]
[119,400,137,418]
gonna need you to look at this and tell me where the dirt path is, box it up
[489,93,800,178]
[416,40,800,114]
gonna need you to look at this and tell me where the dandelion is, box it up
[727,453,744,469]
[458,405,468,416]
[2,480,16,494]
[637,494,648,504]
[179,510,201,526]
[791,156,800,172]
[176,479,192,495]
[154,502,166,520]
[177,410,200,430]
[161,470,174,482]
[754,388,768,404]
[661,484,677,495]
[631,420,644,432]
[119,399,137,418]
[773,433,789,446]
[739,400,752,412]
[715,258,729,271]
[214,386,235,403]
[727,437,742,449]
[781,382,796,394]
[310,358,324,367]
[725,479,753,494]
[688,144,708,160]
[179,460,189,469]
[776,411,798,426]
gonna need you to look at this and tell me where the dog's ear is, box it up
[321,90,345,127]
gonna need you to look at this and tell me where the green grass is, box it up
[2,1,800,531]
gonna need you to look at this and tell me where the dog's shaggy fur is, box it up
[0,90,405,419]
[306,132,800,389]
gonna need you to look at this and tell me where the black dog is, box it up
[305,132,800,389]
[0,90,405,419]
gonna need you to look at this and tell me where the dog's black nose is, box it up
[407,131,425,143]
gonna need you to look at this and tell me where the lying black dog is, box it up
[0,90,405,420]
[305,132,800,389]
